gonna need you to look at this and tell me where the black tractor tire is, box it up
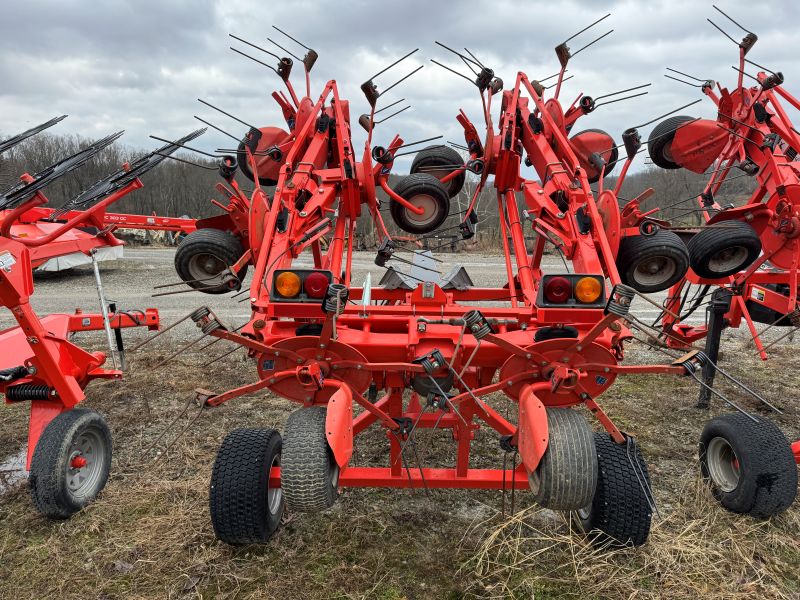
[282,406,339,512]
[616,230,690,293]
[390,173,451,235]
[687,221,762,279]
[29,409,112,519]
[647,115,695,169]
[410,145,466,198]
[699,413,797,518]
[577,433,653,547]
[209,428,284,544]
[529,408,598,510]
[174,228,247,294]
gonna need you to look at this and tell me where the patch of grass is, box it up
[0,336,797,598]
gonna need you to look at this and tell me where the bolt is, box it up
[604,367,610,373]
[297,359,303,364]
[269,378,276,384]
[357,364,362,370]
[300,211,307,217]
[525,353,531,359]
[556,212,565,219]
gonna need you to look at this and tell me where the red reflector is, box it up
[544,276,571,303]
[304,272,329,298]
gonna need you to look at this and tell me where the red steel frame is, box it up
[190,53,698,492]
[0,177,161,468]
[0,205,197,270]
[658,42,800,358]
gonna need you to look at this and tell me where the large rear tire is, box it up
[699,413,797,518]
[29,409,112,519]
[282,406,339,513]
[209,428,284,544]
[529,408,598,510]
[616,230,690,293]
[174,228,247,294]
[576,433,653,547]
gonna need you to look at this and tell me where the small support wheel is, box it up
[282,406,339,512]
[699,413,797,518]
[576,433,653,547]
[647,115,695,169]
[687,221,762,279]
[174,228,247,294]
[389,173,451,235]
[616,230,689,293]
[29,409,112,519]
[529,408,598,510]
[410,145,466,198]
[209,428,284,544]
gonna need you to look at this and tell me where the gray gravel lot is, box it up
[1,247,694,331]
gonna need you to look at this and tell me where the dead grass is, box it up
[464,476,800,599]
[0,332,798,599]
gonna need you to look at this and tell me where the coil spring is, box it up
[323,284,348,315]
[606,284,635,317]
[786,147,797,161]
[788,307,800,327]
[6,384,52,401]
[463,310,493,339]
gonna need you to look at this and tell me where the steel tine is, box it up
[151,331,211,369]
[201,344,244,368]
[129,313,193,353]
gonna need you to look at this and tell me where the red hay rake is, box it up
[144,20,794,548]
[618,6,800,518]
[0,122,206,516]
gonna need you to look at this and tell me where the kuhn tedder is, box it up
[149,21,794,548]
[629,6,800,516]
[0,117,198,273]
[0,122,206,516]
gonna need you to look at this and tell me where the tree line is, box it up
[1,132,756,250]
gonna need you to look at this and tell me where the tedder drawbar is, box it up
[146,19,795,548]
[0,122,206,516]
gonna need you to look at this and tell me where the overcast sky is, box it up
[1,1,797,172]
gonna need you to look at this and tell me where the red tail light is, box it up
[304,271,329,298]
[543,276,571,303]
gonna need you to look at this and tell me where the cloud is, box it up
[1,0,797,174]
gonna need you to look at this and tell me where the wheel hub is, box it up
[708,245,747,273]
[706,436,740,493]
[634,255,676,286]
[406,193,437,226]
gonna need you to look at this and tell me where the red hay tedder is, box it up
[144,20,795,548]
[629,6,800,513]
[0,122,207,516]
